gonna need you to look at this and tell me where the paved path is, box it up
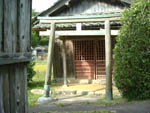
[29,95,150,113]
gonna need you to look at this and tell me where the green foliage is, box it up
[32,32,49,47]
[32,9,39,17]
[39,36,49,46]
[114,0,150,100]
[32,9,40,47]
[31,10,49,47]
[32,31,40,47]
[27,61,36,83]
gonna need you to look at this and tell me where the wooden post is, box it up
[44,23,56,97]
[105,20,113,101]
[62,40,68,87]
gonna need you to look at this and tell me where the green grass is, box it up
[28,90,42,106]
[38,110,115,113]
[28,59,125,108]
[28,59,61,106]
[97,96,127,106]
[33,59,47,75]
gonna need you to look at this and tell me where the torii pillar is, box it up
[38,22,56,104]
[105,20,113,101]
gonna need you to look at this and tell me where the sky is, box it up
[32,0,58,12]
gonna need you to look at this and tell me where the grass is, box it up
[28,90,42,106]
[28,59,61,106]
[97,96,127,106]
[39,111,115,113]
[28,59,126,108]
[33,59,47,75]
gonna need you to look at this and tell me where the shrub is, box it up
[27,61,36,83]
[114,0,150,100]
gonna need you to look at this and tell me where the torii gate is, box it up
[38,14,121,103]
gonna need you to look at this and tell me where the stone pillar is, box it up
[105,20,113,101]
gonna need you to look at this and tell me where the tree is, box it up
[27,9,39,83]
[114,0,150,100]
[32,9,49,47]
[32,9,40,47]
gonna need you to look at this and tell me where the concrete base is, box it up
[62,85,68,88]
[38,96,54,104]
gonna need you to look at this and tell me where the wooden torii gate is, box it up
[38,14,121,101]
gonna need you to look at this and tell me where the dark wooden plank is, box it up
[15,63,27,113]
[0,72,4,113]
[18,0,31,52]
[11,0,17,52]
[19,64,26,113]
[8,64,28,113]
[0,52,32,58]
[17,0,26,52]
[23,64,28,113]
[18,0,26,52]
[9,64,16,113]
[27,0,32,52]
[2,66,10,113]
[0,58,31,65]
[4,0,17,53]
[0,0,3,52]
[23,0,32,52]
[15,64,22,113]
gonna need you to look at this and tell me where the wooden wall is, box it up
[53,36,116,80]
[0,0,31,113]
[53,38,75,80]
[53,0,127,16]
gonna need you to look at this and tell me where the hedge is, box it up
[114,0,150,100]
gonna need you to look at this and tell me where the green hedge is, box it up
[27,61,36,83]
[114,0,150,100]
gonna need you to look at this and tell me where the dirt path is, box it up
[29,95,150,113]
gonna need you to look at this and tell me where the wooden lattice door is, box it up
[95,39,105,79]
[74,39,115,80]
[74,40,95,79]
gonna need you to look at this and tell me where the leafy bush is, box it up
[27,61,36,83]
[39,36,49,46]
[32,31,40,47]
[114,0,150,100]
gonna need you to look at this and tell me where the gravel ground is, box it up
[29,95,150,113]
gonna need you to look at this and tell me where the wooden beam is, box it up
[0,52,31,58]
[62,40,67,87]
[40,30,119,36]
[44,22,56,97]
[38,14,121,24]
[0,52,32,65]
[40,17,120,24]
[0,58,31,65]
[105,20,113,101]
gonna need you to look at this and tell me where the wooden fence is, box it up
[0,0,32,113]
